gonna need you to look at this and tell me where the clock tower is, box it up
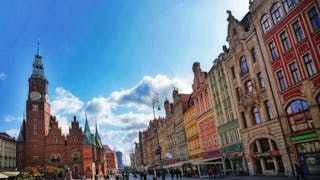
[24,43,51,167]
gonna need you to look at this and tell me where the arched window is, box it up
[271,2,283,24]
[246,80,253,92]
[252,107,261,124]
[286,100,313,132]
[261,14,272,33]
[240,55,249,75]
[282,0,297,13]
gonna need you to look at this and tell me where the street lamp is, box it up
[152,93,161,119]
[154,127,165,180]
[151,93,165,180]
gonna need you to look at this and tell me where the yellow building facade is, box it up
[183,101,201,160]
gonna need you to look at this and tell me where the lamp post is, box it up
[151,93,165,180]
[152,93,161,119]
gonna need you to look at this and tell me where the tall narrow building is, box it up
[23,45,51,168]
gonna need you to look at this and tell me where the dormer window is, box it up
[271,2,283,24]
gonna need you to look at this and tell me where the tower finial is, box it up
[37,39,40,55]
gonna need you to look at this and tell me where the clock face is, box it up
[30,91,41,101]
[45,94,49,102]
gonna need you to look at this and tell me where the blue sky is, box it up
[0,0,248,164]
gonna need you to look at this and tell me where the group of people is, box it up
[207,166,222,180]
[295,162,309,180]
[169,168,182,179]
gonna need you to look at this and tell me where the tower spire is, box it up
[37,39,40,55]
[31,41,45,79]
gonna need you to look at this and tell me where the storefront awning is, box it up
[1,171,20,177]
[163,161,186,168]
[0,173,9,179]
[183,159,205,165]
[201,157,223,163]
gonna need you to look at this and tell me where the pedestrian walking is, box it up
[208,167,214,180]
[169,169,174,179]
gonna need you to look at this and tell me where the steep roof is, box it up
[95,124,102,147]
[103,145,112,152]
[0,132,15,142]
[17,119,26,142]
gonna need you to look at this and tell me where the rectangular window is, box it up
[264,100,273,120]
[33,124,37,135]
[269,41,279,60]
[246,80,253,92]
[241,112,247,129]
[308,7,320,31]
[290,62,301,83]
[257,72,265,88]
[251,48,258,62]
[277,70,287,90]
[281,31,291,52]
[303,54,317,76]
[292,21,305,42]
[236,88,241,101]
[231,66,236,79]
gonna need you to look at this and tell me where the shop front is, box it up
[291,133,320,175]
[221,143,247,175]
[198,150,223,177]
[249,138,284,176]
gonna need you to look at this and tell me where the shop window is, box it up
[271,2,283,24]
[286,99,314,132]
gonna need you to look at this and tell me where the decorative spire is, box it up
[84,113,91,135]
[17,118,26,142]
[95,119,102,147]
[31,40,45,79]
[227,10,235,21]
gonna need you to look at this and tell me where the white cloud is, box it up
[55,115,70,135]
[109,74,191,109]
[0,72,7,80]
[51,87,84,115]
[6,128,19,139]
[49,74,190,166]
[4,115,22,122]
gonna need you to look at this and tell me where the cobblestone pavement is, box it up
[115,174,320,180]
